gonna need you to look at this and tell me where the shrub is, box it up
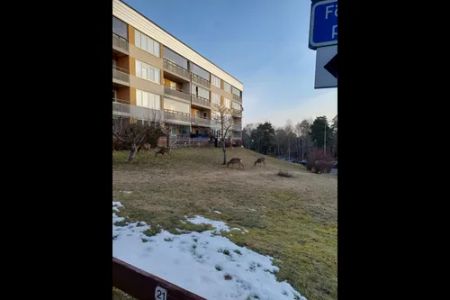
[306,148,335,174]
[277,170,293,178]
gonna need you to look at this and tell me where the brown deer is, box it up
[254,157,266,167]
[227,157,244,169]
[138,143,151,152]
[155,147,170,157]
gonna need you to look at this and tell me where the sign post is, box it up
[309,0,337,89]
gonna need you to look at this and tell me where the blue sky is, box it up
[122,0,337,128]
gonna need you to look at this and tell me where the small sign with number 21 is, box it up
[155,286,167,300]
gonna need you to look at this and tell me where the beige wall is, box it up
[130,75,164,96]
[113,0,243,91]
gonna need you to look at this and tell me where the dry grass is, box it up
[113,147,337,300]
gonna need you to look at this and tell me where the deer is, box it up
[155,147,170,157]
[227,157,244,169]
[138,143,151,152]
[254,157,266,167]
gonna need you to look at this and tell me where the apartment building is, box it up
[112,0,243,144]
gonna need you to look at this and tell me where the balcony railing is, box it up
[191,95,210,108]
[163,59,190,79]
[164,86,191,101]
[113,66,130,84]
[232,124,242,131]
[232,93,242,101]
[112,33,129,53]
[191,73,210,88]
[191,116,211,127]
[232,109,242,117]
[163,109,191,123]
[113,100,163,122]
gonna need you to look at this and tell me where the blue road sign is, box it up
[309,0,338,49]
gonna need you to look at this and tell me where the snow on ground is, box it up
[113,202,306,300]
[186,215,230,233]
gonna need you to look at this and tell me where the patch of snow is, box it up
[248,208,257,212]
[121,190,133,194]
[113,201,123,208]
[113,204,306,300]
[214,210,222,214]
[186,215,230,233]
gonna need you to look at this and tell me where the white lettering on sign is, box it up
[325,4,338,19]
[332,25,337,39]
[155,286,167,300]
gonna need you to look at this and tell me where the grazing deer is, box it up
[155,147,170,157]
[138,143,151,152]
[254,157,266,167]
[227,157,244,169]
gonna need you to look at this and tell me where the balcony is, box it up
[232,124,242,131]
[232,109,242,117]
[113,100,163,122]
[232,93,242,102]
[163,109,191,124]
[191,95,211,108]
[191,73,210,88]
[191,116,211,127]
[163,59,190,79]
[112,33,129,54]
[164,86,191,101]
[113,66,130,86]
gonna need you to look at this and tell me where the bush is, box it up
[277,170,293,178]
[306,148,335,174]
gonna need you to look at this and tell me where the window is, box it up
[224,98,231,108]
[190,63,210,81]
[163,47,188,69]
[223,81,231,93]
[113,17,128,39]
[136,90,160,110]
[135,30,160,57]
[232,101,241,110]
[164,98,190,114]
[136,60,160,83]
[211,75,221,88]
[211,93,220,105]
[197,86,210,100]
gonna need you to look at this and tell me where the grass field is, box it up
[113,147,337,300]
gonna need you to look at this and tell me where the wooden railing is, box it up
[113,257,206,300]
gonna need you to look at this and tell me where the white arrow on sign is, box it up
[315,45,337,89]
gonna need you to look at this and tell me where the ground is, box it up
[113,147,337,300]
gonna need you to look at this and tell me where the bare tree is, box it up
[285,120,294,161]
[113,122,148,162]
[113,120,166,162]
[213,105,233,165]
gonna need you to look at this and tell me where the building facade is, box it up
[112,0,243,144]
